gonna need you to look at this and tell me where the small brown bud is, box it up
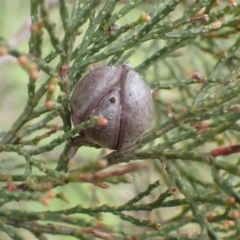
[30,70,38,81]
[37,21,45,28]
[30,24,39,33]
[207,212,217,221]
[43,182,53,191]
[213,21,222,29]
[46,191,55,198]
[41,198,50,205]
[97,117,108,127]
[45,100,54,109]
[231,210,240,219]
[7,178,16,191]
[0,47,8,56]
[170,187,177,193]
[27,62,38,72]
[192,72,204,82]
[140,12,151,22]
[223,220,235,229]
[229,0,237,8]
[97,159,108,168]
[29,50,35,57]
[48,84,56,92]
[227,196,236,206]
[18,55,29,66]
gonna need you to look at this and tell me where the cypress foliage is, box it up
[0,1,240,239]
